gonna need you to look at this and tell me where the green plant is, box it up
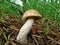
[0,28,8,41]
[45,23,49,35]
[0,0,60,29]
[22,0,60,29]
[0,0,23,19]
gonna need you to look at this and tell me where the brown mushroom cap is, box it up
[22,9,42,21]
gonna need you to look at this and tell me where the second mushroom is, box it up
[16,9,42,43]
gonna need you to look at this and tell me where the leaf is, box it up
[2,32,8,41]
[45,24,49,35]
[0,28,8,41]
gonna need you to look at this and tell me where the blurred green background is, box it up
[0,0,60,29]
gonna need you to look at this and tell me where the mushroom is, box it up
[16,9,42,43]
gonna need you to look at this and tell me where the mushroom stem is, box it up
[17,19,34,43]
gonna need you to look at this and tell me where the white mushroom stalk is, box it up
[17,19,34,43]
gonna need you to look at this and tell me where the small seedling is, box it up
[0,28,8,41]
[45,23,49,35]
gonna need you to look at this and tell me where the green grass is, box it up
[22,0,60,29]
[0,28,8,41]
[0,0,60,29]
[45,23,49,35]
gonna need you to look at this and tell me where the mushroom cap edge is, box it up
[22,9,42,21]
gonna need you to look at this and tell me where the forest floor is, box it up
[0,15,60,45]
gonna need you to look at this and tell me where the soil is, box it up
[0,15,60,45]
